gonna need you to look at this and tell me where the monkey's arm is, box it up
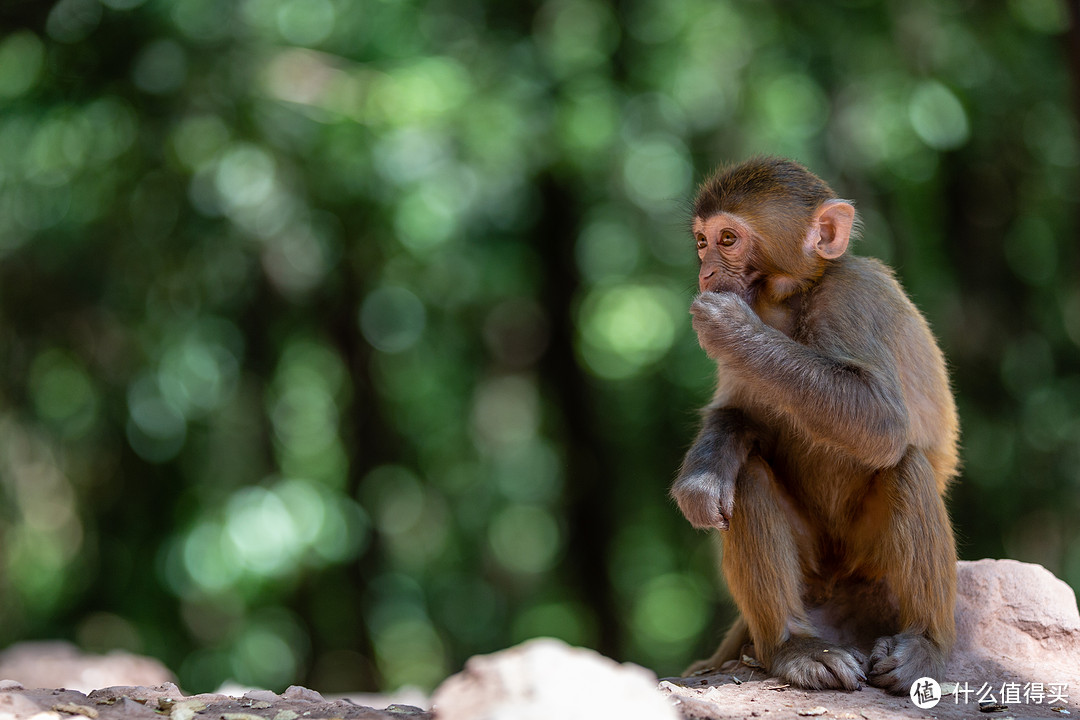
[670,406,760,530]
[691,292,908,469]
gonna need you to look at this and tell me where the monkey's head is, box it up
[691,157,856,302]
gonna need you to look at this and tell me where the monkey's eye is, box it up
[719,230,737,247]
[696,235,707,250]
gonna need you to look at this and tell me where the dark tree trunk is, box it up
[535,173,620,659]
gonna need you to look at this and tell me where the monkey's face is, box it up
[693,212,760,298]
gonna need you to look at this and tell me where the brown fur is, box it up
[673,157,958,695]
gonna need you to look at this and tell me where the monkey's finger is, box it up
[715,492,733,530]
[689,293,723,319]
[851,661,868,684]
[867,636,897,672]
[820,652,866,691]
[717,490,735,531]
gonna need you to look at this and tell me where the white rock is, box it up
[431,637,678,720]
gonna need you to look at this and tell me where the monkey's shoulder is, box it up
[806,255,930,348]
[819,254,902,294]
[815,256,915,316]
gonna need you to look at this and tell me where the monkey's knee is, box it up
[725,457,800,539]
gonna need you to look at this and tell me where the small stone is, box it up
[170,705,195,720]
[168,699,207,720]
[797,706,828,716]
[281,687,324,703]
[979,702,1009,713]
[272,711,299,720]
[51,703,99,718]
[241,690,278,703]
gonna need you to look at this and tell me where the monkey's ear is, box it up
[808,201,855,260]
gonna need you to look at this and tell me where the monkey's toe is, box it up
[771,637,866,691]
[867,633,945,695]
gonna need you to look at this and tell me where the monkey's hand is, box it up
[672,407,759,531]
[690,292,760,359]
[671,440,744,531]
[671,467,735,531]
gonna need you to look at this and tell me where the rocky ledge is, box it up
[0,560,1076,720]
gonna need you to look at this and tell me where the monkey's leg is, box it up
[722,458,867,691]
[857,448,956,695]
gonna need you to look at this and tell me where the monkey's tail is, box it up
[683,615,751,676]
[714,614,751,663]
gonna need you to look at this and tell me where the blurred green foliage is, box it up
[0,0,1078,695]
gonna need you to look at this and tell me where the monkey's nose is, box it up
[699,271,716,293]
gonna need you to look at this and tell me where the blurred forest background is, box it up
[1,0,1079,697]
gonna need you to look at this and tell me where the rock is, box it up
[0,559,1073,720]
[661,559,1080,719]
[431,637,679,720]
[0,642,174,692]
[952,558,1080,690]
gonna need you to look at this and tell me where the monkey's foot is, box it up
[771,637,867,691]
[867,632,945,695]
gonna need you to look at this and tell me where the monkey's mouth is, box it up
[705,271,762,299]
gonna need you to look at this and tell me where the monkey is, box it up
[670,157,958,695]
